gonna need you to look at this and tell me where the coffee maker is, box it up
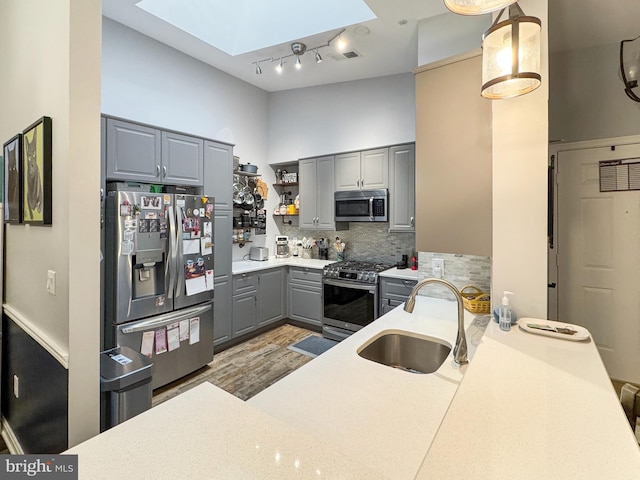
[275,235,290,258]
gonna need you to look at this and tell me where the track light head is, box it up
[295,56,302,70]
[315,49,323,63]
[255,64,262,75]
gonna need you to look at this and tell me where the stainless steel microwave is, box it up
[334,189,388,222]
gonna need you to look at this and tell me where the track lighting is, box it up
[250,29,345,76]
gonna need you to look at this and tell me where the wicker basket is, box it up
[460,285,491,314]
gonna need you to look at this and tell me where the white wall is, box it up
[550,43,640,143]
[0,0,101,446]
[267,73,415,163]
[492,0,549,318]
[101,18,273,259]
[417,12,491,66]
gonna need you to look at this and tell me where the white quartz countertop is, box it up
[249,296,482,480]
[417,319,640,478]
[66,382,386,479]
[68,295,640,478]
[232,257,333,274]
[378,266,419,280]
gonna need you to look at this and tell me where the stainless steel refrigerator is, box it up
[104,187,215,389]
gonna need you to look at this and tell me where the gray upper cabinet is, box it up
[161,131,203,186]
[213,209,233,346]
[361,148,389,190]
[299,156,336,230]
[335,148,388,191]
[105,117,204,186]
[203,140,234,210]
[388,144,416,232]
[334,151,361,191]
[106,118,162,183]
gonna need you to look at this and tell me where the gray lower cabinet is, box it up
[388,144,416,232]
[379,277,417,316]
[104,117,204,186]
[288,267,323,327]
[257,269,286,327]
[232,268,285,337]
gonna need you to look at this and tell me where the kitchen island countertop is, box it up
[66,296,640,478]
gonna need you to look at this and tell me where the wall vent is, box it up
[331,50,362,61]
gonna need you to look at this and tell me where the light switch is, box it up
[47,270,56,295]
[432,259,444,278]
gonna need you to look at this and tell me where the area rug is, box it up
[288,335,338,358]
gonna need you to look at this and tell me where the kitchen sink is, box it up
[357,331,452,374]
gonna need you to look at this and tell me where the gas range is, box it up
[322,260,394,284]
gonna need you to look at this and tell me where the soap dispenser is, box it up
[498,291,514,331]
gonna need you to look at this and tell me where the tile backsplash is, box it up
[280,223,415,265]
[417,252,491,301]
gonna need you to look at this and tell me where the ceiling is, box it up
[102,0,640,93]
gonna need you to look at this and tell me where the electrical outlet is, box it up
[47,270,56,295]
[432,258,444,278]
[13,374,19,398]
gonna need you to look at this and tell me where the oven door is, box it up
[322,278,378,339]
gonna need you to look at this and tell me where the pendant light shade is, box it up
[481,4,541,99]
[620,35,640,102]
[444,0,517,15]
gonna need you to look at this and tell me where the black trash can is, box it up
[100,346,154,431]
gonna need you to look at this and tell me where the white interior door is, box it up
[557,143,640,383]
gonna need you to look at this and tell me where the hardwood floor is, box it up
[152,323,319,406]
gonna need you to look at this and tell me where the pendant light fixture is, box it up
[444,0,517,15]
[620,34,640,102]
[481,3,541,99]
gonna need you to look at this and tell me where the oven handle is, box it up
[323,278,377,292]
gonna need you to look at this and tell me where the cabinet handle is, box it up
[162,165,167,178]
[356,179,360,188]
[156,165,161,177]
[410,216,414,227]
[361,177,364,188]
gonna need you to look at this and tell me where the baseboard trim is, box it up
[3,305,69,368]
[1,417,24,454]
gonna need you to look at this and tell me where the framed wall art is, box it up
[3,133,23,223]
[22,116,52,225]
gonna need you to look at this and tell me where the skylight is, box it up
[136,0,377,56]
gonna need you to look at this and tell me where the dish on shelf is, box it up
[517,318,590,342]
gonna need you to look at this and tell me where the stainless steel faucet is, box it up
[404,278,469,365]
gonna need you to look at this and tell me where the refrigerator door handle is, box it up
[167,205,177,299]
[175,205,185,299]
[120,303,212,334]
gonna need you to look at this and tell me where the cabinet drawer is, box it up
[380,278,417,300]
[233,272,258,294]
[289,267,322,286]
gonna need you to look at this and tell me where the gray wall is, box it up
[550,42,640,143]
